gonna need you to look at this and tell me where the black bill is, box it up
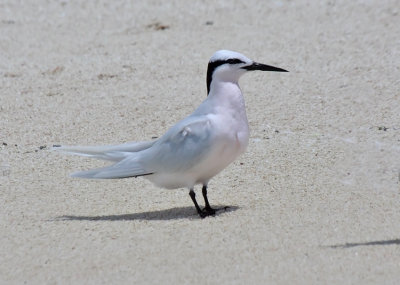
[242,62,288,72]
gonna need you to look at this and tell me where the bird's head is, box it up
[206,50,288,95]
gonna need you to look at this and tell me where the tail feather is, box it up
[70,156,153,179]
[52,140,155,162]
[53,140,156,179]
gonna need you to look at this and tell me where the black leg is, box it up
[189,189,206,218]
[202,185,216,215]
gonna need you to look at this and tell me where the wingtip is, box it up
[70,171,83,178]
[70,171,96,179]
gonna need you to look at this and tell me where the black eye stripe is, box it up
[227,58,245,64]
[206,58,245,95]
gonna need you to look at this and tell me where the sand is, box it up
[1,0,400,284]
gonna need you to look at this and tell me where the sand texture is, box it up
[1,0,400,284]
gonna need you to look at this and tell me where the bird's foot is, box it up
[198,206,230,218]
[196,206,216,218]
[202,206,216,216]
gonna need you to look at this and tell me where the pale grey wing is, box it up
[141,116,214,173]
[70,156,151,179]
[68,116,213,179]
[52,140,156,162]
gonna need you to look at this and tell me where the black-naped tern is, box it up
[54,50,288,218]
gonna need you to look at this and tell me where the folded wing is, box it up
[54,116,214,180]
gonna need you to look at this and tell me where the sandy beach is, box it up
[1,0,400,283]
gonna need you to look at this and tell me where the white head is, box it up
[206,50,287,95]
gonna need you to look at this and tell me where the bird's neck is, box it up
[208,80,247,116]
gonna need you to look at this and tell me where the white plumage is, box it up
[54,50,287,217]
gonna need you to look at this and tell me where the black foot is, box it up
[190,187,228,218]
[198,211,211,219]
[199,206,230,218]
[189,189,211,218]
[202,206,216,216]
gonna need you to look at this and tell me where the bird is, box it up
[53,50,288,218]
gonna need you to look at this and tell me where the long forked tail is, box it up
[70,163,154,179]
[52,140,156,179]
[52,140,156,162]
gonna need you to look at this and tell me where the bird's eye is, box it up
[227,59,244,65]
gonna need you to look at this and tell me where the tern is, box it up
[54,50,288,218]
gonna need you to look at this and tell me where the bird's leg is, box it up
[202,185,216,215]
[189,189,207,218]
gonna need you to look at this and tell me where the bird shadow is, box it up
[53,205,239,221]
[327,238,400,249]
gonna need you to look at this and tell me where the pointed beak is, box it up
[242,62,288,72]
